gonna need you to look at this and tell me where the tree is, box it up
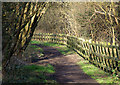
[35,2,93,38]
[89,2,120,44]
[2,2,49,75]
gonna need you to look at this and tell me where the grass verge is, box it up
[25,40,120,84]
[4,64,56,83]
[22,41,44,62]
[3,41,57,83]
[30,40,75,55]
[77,56,120,84]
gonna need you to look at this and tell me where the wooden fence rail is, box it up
[32,33,67,44]
[32,33,120,76]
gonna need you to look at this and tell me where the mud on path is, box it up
[32,44,99,84]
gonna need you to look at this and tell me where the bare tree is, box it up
[2,2,49,75]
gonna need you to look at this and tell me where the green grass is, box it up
[20,40,75,83]
[29,45,43,52]
[77,57,120,84]
[30,40,41,44]
[5,64,56,83]
[23,64,55,73]
[30,40,75,55]
[10,41,120,85]
[56,46,75,55]
[28,40,120,84]
[4,41,59,83]
[30,40,62,47]
[22,41,44,61]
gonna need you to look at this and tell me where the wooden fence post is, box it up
[118,47,120,77]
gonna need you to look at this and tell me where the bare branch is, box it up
[95,9,120,20]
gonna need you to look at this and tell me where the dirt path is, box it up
[33,44,99,84]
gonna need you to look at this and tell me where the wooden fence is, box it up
[32,33,67,45]
[32,33,120,76]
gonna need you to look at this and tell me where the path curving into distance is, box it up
[32,44,100,84]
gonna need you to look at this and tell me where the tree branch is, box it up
[95,9,120,20]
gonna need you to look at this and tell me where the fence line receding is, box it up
[32,33,120,77]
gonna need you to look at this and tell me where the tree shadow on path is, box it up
[32,44,100,84]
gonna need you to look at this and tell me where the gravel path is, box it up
[33,44,99,84]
